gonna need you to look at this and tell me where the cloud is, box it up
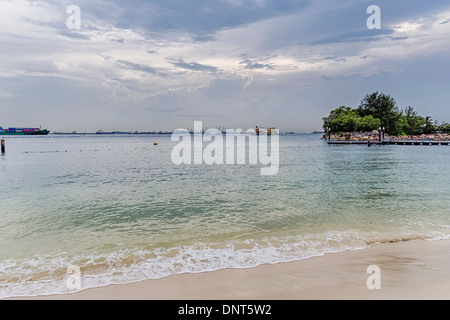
[1,0,450,132]
[239,55,275,70]
[102,0,310,37]
[116,60,165,76]
[311,29,394,45]
[59,30,92,40]
[389,36,409,41]
[0,90,13,97]
[167,58,219,73]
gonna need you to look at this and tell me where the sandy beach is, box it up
[10,239,450,300]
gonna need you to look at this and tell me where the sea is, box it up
[0,134,449,299]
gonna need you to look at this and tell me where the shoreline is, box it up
[324,131,450,142]
[9,239,450,300]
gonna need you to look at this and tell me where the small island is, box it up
[322,91,450,142]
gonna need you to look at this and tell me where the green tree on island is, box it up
[322,106,380,134]
[423,116,436,134]
[356,92,401,135]
[437,122,450,134]
[403,106,425,135]
[322,91,445,136]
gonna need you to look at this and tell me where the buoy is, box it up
[153,142,158,145]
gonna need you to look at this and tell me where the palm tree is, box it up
[424,116,435,134]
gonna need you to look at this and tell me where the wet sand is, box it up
[10,239,450,300]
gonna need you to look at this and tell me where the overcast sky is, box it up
[1,0,449,132]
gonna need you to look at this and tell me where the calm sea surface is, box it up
[0,134,449,298]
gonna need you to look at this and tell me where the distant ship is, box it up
[96,130,132,134]
[96,130,116,135]
[0,126,49,135]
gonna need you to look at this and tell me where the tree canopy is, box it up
[357,92,401,135]
[322,92,444,136]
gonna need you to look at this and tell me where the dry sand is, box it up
[9,239,450,300]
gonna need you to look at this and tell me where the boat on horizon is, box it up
[1,126,49,136]
[96,130,133,135]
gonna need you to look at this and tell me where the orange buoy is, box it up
[153,142,158,145]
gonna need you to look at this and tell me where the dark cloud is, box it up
[390,36,408,41]
[311,28,394,45]
[240,59,274,70]
[168,58,218,73]
[116,60,166,76]
[62,0,309,39]
[193,34,217,42]
[109,38,125,43]
[59,30,91,40]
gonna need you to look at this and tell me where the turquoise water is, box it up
[0,134,449,298]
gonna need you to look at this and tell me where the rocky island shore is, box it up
[324,131,450,142]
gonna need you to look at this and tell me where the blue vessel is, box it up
[0,126,50,135]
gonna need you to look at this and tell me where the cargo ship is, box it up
[0,126,50,136]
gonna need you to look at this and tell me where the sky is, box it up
[0,0,449,132]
